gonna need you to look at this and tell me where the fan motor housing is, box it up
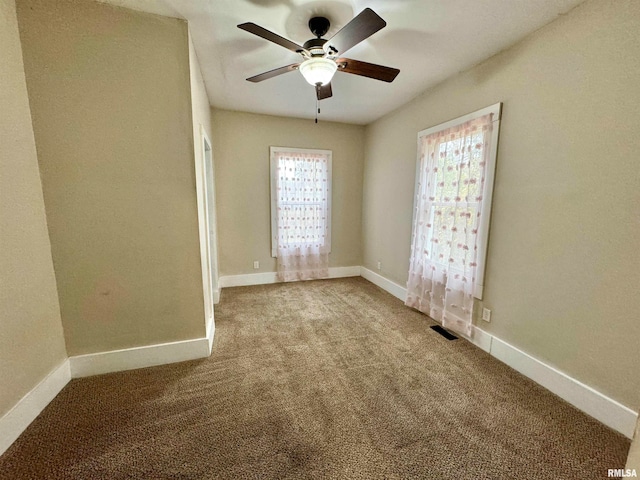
[303,37,327,56]
[308,16,330,38]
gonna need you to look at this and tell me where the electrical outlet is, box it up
[253,261,259,270]
[377,261,381,270]
[482,308,491,322]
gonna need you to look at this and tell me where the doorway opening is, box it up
[198,127,219,348]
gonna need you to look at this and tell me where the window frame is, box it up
[270,146,333,257]
[413,103,502,299]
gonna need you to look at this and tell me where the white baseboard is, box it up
[205,315,215,353]
[69,332,213,378]
[219,265,361,288]
[213,288,220,305]
[0,327,215,455]
[0,360,71,456]
[359,267,407,301]
[467,325,493,353]
[360,270,638,439]
[486,333,637,438]
[219,271,277,288]
[328,265,362,278]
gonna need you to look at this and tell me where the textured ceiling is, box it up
[99,0,585,124]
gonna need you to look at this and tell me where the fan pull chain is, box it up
[315,86,319,123]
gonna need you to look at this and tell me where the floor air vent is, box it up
[430,325,458,341]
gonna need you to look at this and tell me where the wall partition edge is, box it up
[195,124,217,349]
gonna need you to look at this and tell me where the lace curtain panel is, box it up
[406,113,495,335]
[272,148,331,282]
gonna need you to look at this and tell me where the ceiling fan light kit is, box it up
[238,7,400,104]
[299,57,337,86]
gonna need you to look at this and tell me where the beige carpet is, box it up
[0,277,630,479]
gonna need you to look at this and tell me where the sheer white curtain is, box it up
[272,148,331,282]
[406,113,495,335]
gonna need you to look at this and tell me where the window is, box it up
[424,126,487,273]
[270,147,332,258]
[406,103,501,335]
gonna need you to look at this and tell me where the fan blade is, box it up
[336,58,399,83]
[238,23,306,54]
[323,8,386,56]
[247,64,300,83]
[316,83,333,100]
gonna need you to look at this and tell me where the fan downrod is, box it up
[308,16,330,38]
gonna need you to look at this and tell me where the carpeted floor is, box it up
[0,277,630,479]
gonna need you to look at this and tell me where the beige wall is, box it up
[362,0,640,409]
[17,0,205,355]
[211,109,364,276]
[0,0,67,416]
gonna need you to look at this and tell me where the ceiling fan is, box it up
[238,8,400,101]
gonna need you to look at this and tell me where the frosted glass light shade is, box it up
[299,57,337,86]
